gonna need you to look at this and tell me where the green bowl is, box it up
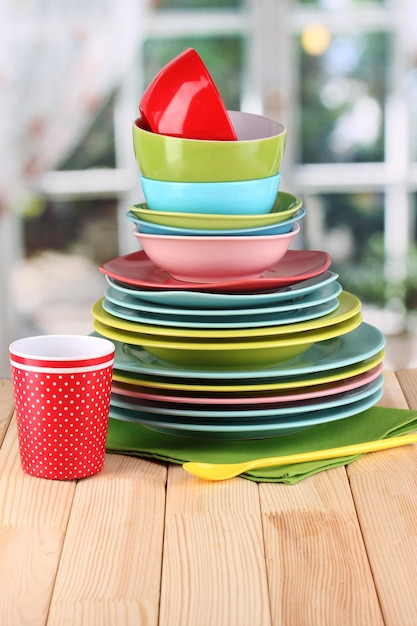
[129,191,302,230]
[132,110,287,182]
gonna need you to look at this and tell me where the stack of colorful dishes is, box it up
[92,48,386,440]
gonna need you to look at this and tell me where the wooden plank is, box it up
[394,367,417,409]
[378,368,410,409]
[260,467,384,626]
[47,454,167,626]
[0,378,14,445]
[0,418,76,626]
[347,369,417,626]
[160,464,271,626]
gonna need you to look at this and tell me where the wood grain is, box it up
[0,418,75,626]
[47,455,167,626]
[2,370,417,625]
[0,377,15,445]
[159,464,271,626]
[395,368,417,409]
[378,368,410,409]
[260,468,384,626]
[348,368,417,626]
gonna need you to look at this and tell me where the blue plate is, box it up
[92,291,361,339]
[108,389,383,439]
[110,375,383,418]
[104,280,342,317]
[102,296,340,329]
[105,270,339,309]
[111,350,385,392]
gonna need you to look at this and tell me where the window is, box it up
[3,0,417,376]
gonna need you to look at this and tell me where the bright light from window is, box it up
[329,96,382,154]
[301,23,331,56]
[320,78,364,109]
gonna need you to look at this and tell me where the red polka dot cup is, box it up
[9,335,115,480]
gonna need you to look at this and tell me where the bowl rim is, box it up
[132,222,301,242]
[126,206,306,235]
[140,172,281,188]
[129,190,303,221]
[133,110,287,144]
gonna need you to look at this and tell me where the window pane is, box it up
[407,192,417,310]
[299,32,389,164]
[14,198,118,335]
[412,98,417,162]
[305,192,385,305]
[295,1,386,5]
[59,96,116,170]
[155,0,244,9]
[143,37,243,110]
[23,198,119,264]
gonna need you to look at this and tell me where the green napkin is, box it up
[106,405,417,483]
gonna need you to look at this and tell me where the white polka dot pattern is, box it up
[11,365,113,480]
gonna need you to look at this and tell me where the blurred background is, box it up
[1,0,416,377]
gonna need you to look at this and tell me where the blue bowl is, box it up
[126,207,305,236]
[140,173,281,215]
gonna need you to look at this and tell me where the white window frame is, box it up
[3,0,416,375]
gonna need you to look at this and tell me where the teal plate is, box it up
[108,389,383,439]
[93,322,385,379]
[109,375,383,418]
[110,351,385,392]
[105,270,339,309]
[103,281,342,317]
[92,291,361,338]
[101,296,340,329]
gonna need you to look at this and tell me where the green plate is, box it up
[92,313,362,369]
[129,191,302,229]
[111,350,385,392]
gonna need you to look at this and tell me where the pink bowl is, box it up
[139,48,237,141]
[132,224,300,283]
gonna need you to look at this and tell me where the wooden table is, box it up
[1,369,417,625]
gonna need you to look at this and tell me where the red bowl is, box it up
[139,48,237,141]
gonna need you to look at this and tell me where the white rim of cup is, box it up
[9,335,115,373]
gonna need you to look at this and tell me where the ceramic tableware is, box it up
[104,270,339,308]
[108,389,383,439]
[128,191,302,229]
[93,312,362,369]
[140,173,281,215]
[132,224,300,283]
[103,280,341,316]
[110,362,384,405]
[100,248,330,293]
[110,375,384,418]
[92,291,361,338]
[102,296,340,329]
[139,48,237,141]
[133,110,287,182]
[125,207,305,236]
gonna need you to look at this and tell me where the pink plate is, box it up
[111,362,383,406]
[100,249,331,293]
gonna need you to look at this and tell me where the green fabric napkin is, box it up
[106,405,417,483]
